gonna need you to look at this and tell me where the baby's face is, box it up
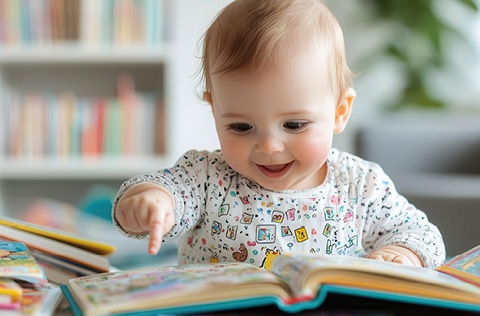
[210,58,346,191]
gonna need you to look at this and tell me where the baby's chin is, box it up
[232,165,320,191]
[248,177,310,192]
[238,174,285,191]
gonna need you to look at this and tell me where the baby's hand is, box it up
[115,184,175,255]
[367,245,423,267]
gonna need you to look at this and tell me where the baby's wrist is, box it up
[388,245,424,267]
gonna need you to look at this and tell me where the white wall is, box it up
[168,0,232,160]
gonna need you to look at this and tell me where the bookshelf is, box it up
[0,1,227,223]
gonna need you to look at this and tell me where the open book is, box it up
[61,245,480,316]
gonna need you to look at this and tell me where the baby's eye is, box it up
[283,121,309,132]
[228,123,253,134]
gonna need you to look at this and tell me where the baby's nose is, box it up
[255,135,284,154]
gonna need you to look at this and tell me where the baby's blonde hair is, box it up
[201,0,353,103]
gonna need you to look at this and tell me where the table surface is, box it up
[54,292,480,316]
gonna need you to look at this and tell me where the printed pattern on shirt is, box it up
[112,149,446,269]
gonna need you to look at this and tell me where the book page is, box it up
[269,253,480,300]
[266,254,315,297]
[68,262,292,315]
[436,244,480,286]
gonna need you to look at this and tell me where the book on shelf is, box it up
[0,217,113,275]
[0,0,164,46]
[61,245,480,316]
[0,241,62,315]
[2,87,161,160]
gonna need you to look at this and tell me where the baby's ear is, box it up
[334,87,356,134]
[203,91,213,106]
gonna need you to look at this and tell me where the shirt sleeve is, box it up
[360,165,446,269]
[112,150,211,241]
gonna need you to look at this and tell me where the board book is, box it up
[0,241,46,281]
[0,225,111,273]
[0,241,46,310]
[0,278,23,309]
[1,279,63,316]
[31,250,99,285]
[0,241,62,315]
[0,215,115,255]
[61,245,480,316]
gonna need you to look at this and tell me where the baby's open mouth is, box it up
[256,162,292,178]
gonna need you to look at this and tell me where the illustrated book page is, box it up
[64,262,290,316]
[62,250,480,316]
[436,244,480,287]
[268,253,480,305]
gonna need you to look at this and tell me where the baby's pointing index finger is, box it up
[148,221,163,255]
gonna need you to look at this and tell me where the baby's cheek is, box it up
[220,139,247,170]
[296,137,331,162]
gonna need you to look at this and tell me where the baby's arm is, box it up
[368,245,423,267]
[115,183,175,255]
[360,164,445,269]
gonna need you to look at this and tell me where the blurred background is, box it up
[0,0,478,269]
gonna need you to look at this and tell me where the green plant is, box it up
[362,0,479,110]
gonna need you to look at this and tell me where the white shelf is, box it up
[0,44,171,64]
[0,157,171,180]
[0,0,224,214]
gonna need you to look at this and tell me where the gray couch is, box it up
[355,113,480,257]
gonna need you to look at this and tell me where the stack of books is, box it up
[0,215,116,286]
[0,241,62,315]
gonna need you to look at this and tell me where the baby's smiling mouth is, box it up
[256,162,293,178]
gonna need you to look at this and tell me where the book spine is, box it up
[95,98,105,156]
[0,0,172,46]
[101,0,112,45]
[80,0,99,45]
[2,84,162,160]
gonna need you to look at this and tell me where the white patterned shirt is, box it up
[112,149,445,268]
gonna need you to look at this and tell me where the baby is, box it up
[113,0,445,269]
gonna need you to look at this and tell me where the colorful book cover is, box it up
[0,241,63,314]
[0,241,46,281]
